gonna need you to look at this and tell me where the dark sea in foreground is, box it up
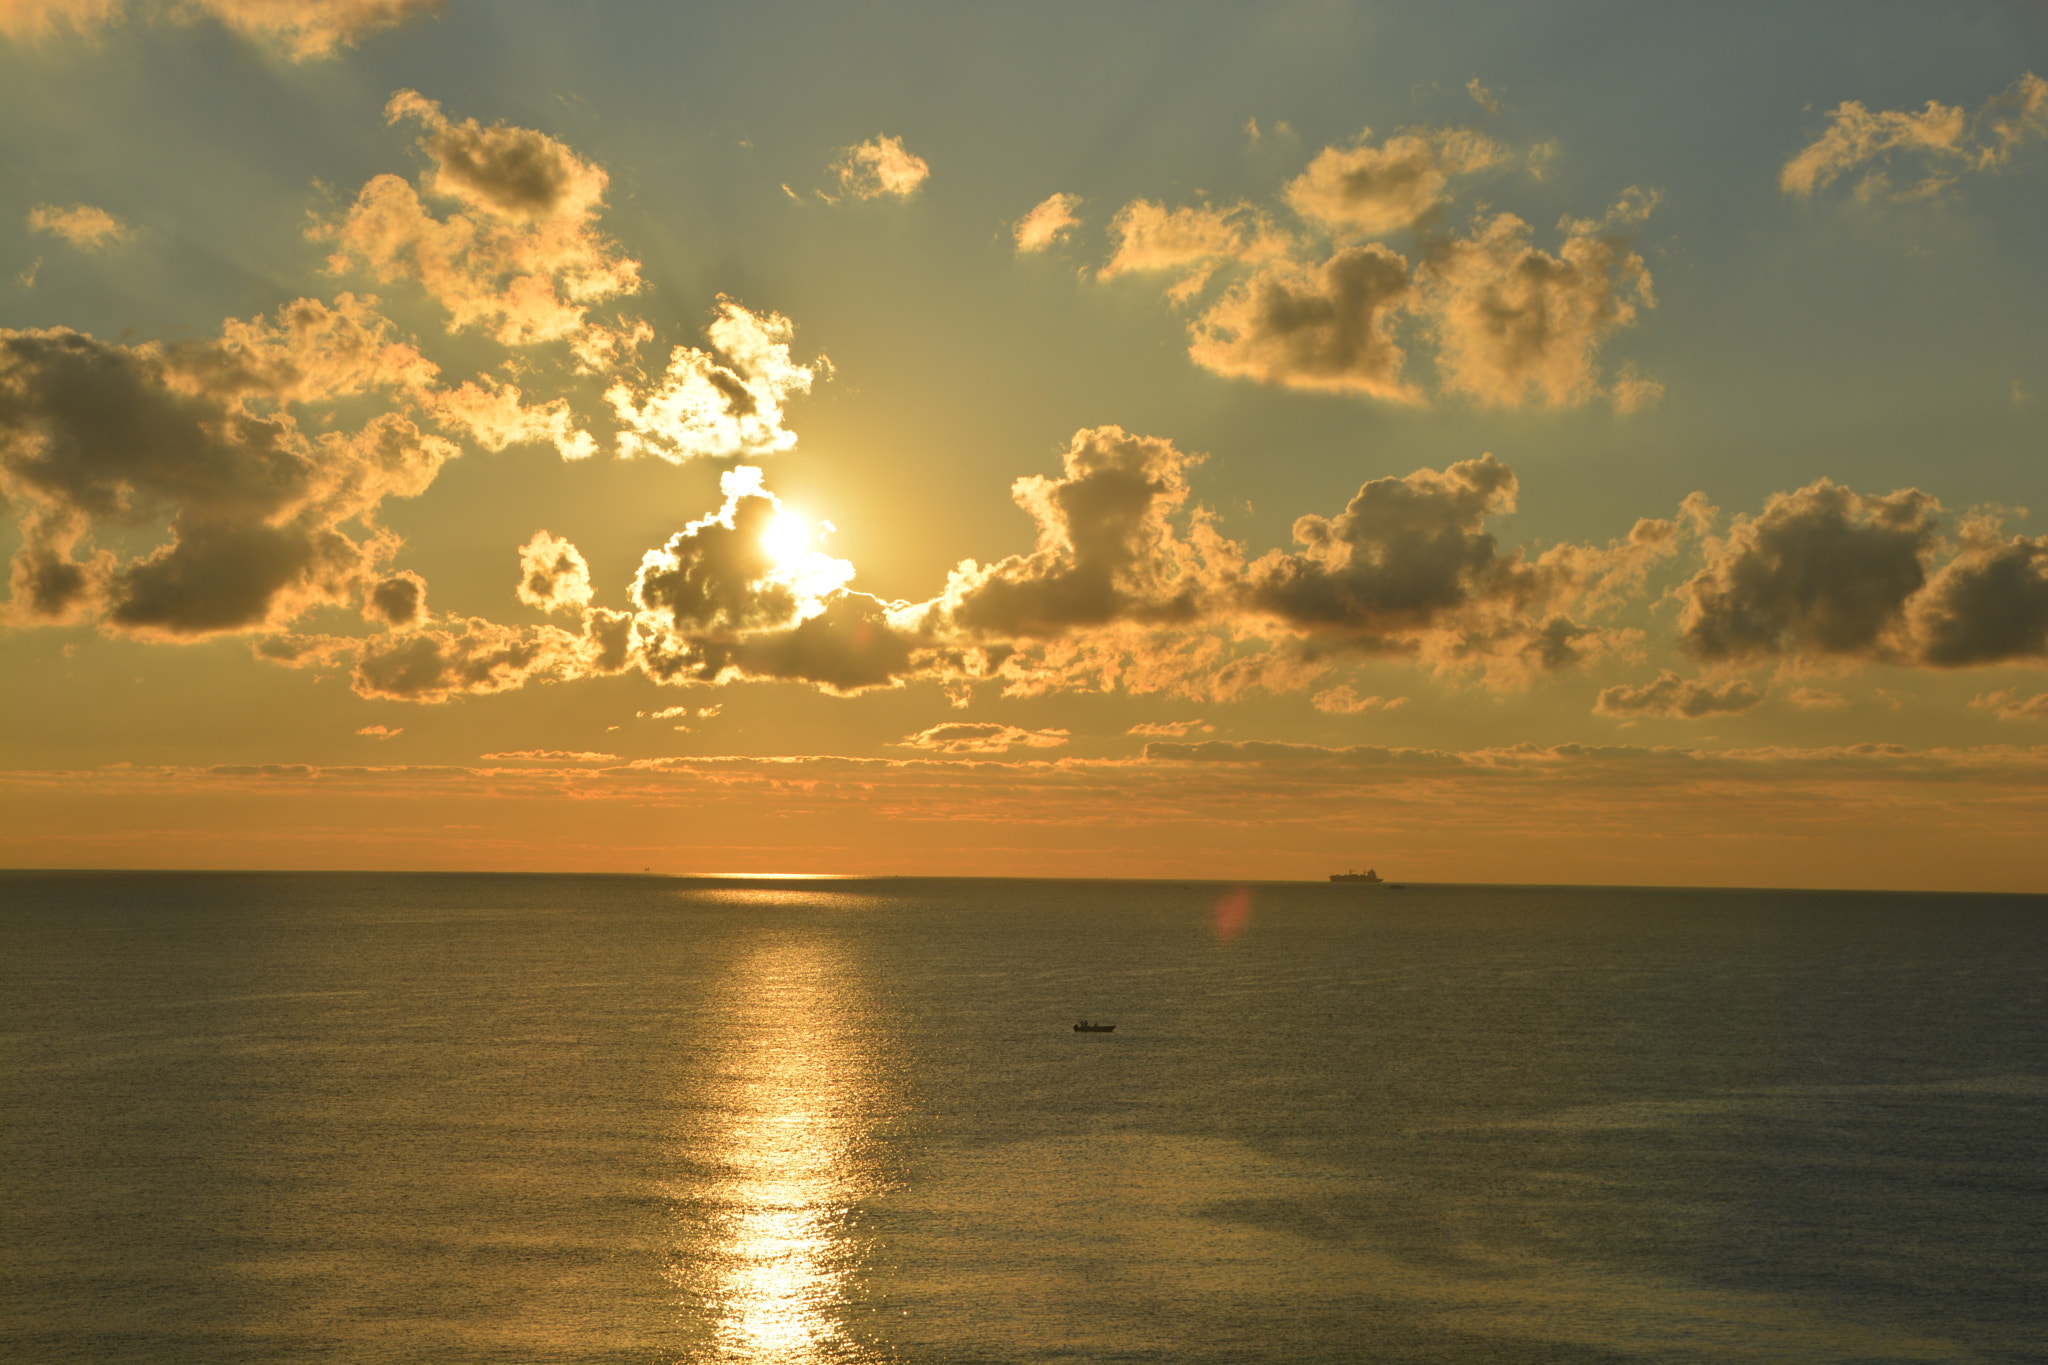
[3,874,2044,1364]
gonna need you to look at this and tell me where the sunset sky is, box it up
[2,1,2044,887]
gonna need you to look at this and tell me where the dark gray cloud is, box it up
[1911,529,2048,666]
[0,316,454,637]
[1241,452,1518,641]
[365,570,426,628]
[1679,479,1941,663]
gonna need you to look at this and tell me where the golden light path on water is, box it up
[672,910,887,1364]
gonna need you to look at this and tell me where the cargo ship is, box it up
[1330,869,1384,883]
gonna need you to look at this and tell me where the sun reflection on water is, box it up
[673,938,884,1363]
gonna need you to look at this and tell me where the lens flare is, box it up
[1214,885,1251,940]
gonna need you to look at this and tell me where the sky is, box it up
[1,0,2044,888]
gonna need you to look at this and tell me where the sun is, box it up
[762,509,813,568]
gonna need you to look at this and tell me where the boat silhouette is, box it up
[1330,868,1384,883]
[1073,1020,1116,1033]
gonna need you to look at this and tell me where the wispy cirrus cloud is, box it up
[1781,72,2047,202]
[896,723,1070,754]
[1594,671,1764,720]
[27,203,131,249]
[0,0,440,59]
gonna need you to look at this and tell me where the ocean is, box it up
[2,872,2043,1363]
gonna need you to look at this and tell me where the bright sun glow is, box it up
[763,510,812,567]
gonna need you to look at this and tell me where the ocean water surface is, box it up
[2,872,2044,1363]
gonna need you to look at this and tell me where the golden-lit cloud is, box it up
[932,426,1215,640]
[26,203,130,249]
[317,91,640,347]
[1100,127,1657,409]
[426,377,595,459]
[1237,453,1682,681]
[0,299,456,636]
[1013,193,1081,253]
[896,722,1070,754]
[1420,211,1655,409]
[1311,686,1406,714]
[1284,127,1503,237]
[343,610,629,702]
[515,531,592,613]
[1098,201,1293,302]
[606,298,827,463]
[0,0,440,59]
[1788,687,1848,709]
[828,134,930,200]
[1781,72,2047,202]
[1188,245,1417,400]
[1594,671,1764,720]
[1971,690,2048,721]
[1126,719,1214,737]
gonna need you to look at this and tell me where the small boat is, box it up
[1074,1020,1116,1033]
[1330,868,1384,883]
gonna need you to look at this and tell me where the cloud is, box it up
[317,91,640,347]
[1907,519,2048,666]
[0,0,440,58]
[1098,200,1293,302]
[606,297,827,463]
[1187,245,1417,400]
[1100,125,1657,410]
[1127,719,1214,737]
[426,377,595,459]
[829,135,930,200]
[1311,686,1406,714]
[347,611,625,702]
[355,724,402,738]
[1788,687,1848,710]
[1420,211,1655,410]
[1781,72,2048,202]
[1237,453,1664,677]
[27,203,131,249]
[1678,479,1940,664]
[0,302,455,637]
[1971,690,2048,721]
[1014,193,1081,253]
[1284,127,1503,237]
[364,570,425,628]
[516,531,592,613]
[1678,482,2048,669]
[1594,671,1764,719]
[1466,78,1500,115]
[480,750,618,762]
[897,722,1070,754]
[934,426,1214,640]
[627,465,919,695]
